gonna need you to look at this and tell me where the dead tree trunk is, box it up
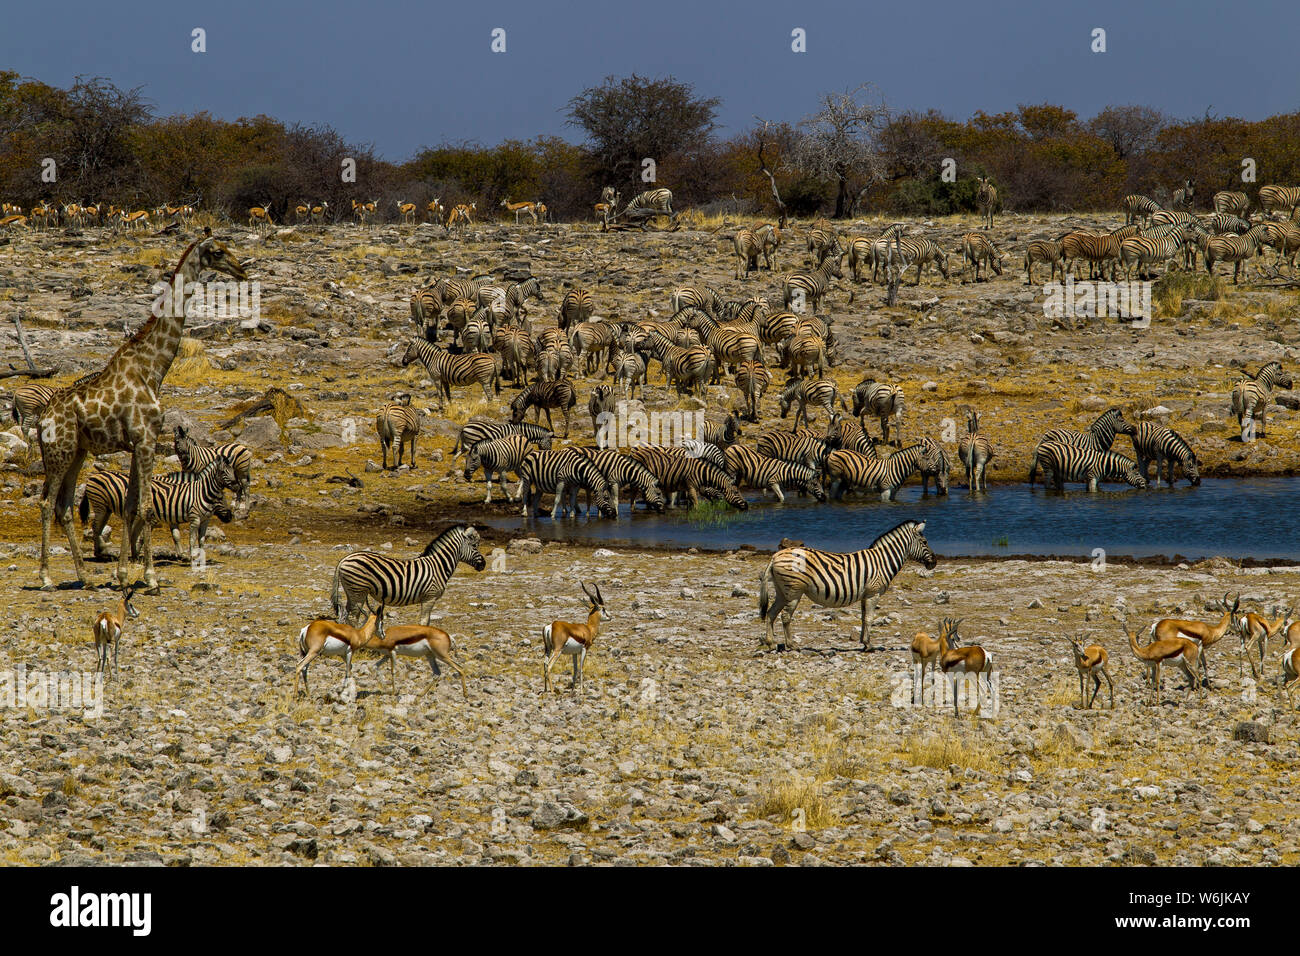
[754,118,788,230]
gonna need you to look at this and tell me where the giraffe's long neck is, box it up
[110,238,206,395]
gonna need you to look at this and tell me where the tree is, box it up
[1087,105,1167,159]
[792,84,890,219]
[565,75,719,196]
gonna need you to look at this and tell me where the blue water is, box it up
[478,477,1300,561]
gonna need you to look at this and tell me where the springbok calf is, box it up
[1151,593,1239,685]
[93,584,141,681]
[542,582,610,693]
[937,618,992,716]
[1067,635,1113,709]
[359,622,468,697]
[1123,612,1201,704]
[294,607,386,697]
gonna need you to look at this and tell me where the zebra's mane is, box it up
[421,523,472,557]
[869,520,925,551]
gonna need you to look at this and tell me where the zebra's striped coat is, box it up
[331,524,486,625]
[758,520,937,649]
[1028,442,1147,491]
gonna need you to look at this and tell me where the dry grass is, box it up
[905,731,994,772]
[751,776,838,829]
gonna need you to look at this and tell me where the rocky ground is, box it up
[0,215,1296,866]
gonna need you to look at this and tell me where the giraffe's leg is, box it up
[125,443,159,590]
[53,448,89,587]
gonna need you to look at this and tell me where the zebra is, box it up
[173,425,253,506]
[1172,179,1195,209]
[825,413,878,455]
[641,331,714,396]
[570,320,619,375]
[758,519,937,651]
[976,177,998,229]
[588,384,616,437]
[1261,220,1300,269]
[568,447,665,514]
[1232,361,1291,439]
[698,413,743,449]
[734,229,764,278]
[677,438,732,476]
[410,286,442,341]
[493,324,534,384]
[510,380,577,437]
[79,458,238,563]
[698,322,760,383]
[517,449,616,519]
[462,309,495,353]
[609,346,647,399]
[1205,224,1270,283]
[734,359,771,421]
[723,444,826,503]
[823,444,927,501]
[896,236,950,285]
[962,232,1003,282]
[1129,422,1200,488]
[1060,230,1129,281]
[1123,194,1162,226]
[452,419,554,459]
[756,429,833,470]
[671,286,724,317]
[916,436,950,496]
[805,223,842,267]
[852,379,905,447]
[376,394,421,470]
[617,188,674,225]
[557,288,594,330]
[957,408,993,492]
[783,257,842,313]
[504,277,544,322]
[1259,185,1300,217]
[1029,442,1147,491]
[778,377,839,431]
[331,524,486,626]
[754,223,781,271]
[754,310,799,359]
[1024,238,1065,284]
[1119,227,1188,280]
[1039,407,1136,455]
[1151,209,1196,229]
[627,447,747,510]
[1202,213,1251,235]
[463,433,536,503]
[400,338,499,408]
[1213,191,1251,218]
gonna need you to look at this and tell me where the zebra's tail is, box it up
[330,562,344,620]
[1027,447,1040,488]
[965,434,976,484]
[78,487,90,524]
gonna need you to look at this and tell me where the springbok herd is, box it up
[6,177,1299,712]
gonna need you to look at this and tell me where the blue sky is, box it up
[3,0,1297,160]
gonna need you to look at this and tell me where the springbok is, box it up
[542,582,609,693]
[1123,611,1201,704]
[294,607,386,697]
[93,583,141,681]
[1150,593,1239,686]
[1067,634,1113,709]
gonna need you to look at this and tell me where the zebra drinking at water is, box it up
[823,444,928,501]
[1129,422,1200,487]
[1028,442,1147,491]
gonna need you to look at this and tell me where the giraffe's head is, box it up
[192,233,248,282]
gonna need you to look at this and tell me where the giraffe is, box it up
[37,230,248,591]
